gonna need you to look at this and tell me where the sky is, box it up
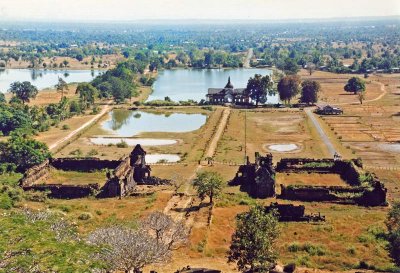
[0,0,399,22]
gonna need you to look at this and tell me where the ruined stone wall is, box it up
[19,160,51,187]
[276,158,336,173]
[50,158,121,171]
[113,156,131,178]
[280,182,387,206]
[23,184,100,199]
[99,156,136,198]
[276,158,361,185]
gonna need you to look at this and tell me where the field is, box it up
[55,106,222,162]
[214,109,327,164]
[44,169,108,186]
[2,70,400,272]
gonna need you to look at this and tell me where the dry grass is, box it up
[43,169,108,186]
[214,109,326,164]
[56,107,221,162]
[276,173,349,187]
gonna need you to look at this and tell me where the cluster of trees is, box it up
[178,49,243,68]
[0,80,95,137]
[0,133,51,173]
[344,77,366,104]
[91,60,141,103]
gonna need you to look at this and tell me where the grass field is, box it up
[2,71,400,272]
[214,109,327,164]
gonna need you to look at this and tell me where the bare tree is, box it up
[170,174,185,195]
[88,227,167,273]
[142,211,188,250]
[306,62,316,75]
[88,212,187,273]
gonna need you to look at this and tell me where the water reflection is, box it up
[102,109,207,137]
[0,69,102,93]
[148,68,278,103]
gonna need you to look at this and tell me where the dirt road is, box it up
[243,48,253,68]
[164,108,231,222]
[48,103,112,151]
[305,108,336,157]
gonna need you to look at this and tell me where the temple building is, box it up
[206,77,250,105]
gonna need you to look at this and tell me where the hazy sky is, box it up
[0,0,399,21]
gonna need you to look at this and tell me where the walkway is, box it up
[49,102,112,151]
[163,108,231,222]
[305,108,336,157]
[243,48,253,68]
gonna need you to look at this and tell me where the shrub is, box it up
[283,263,296,273]
[78,213,92,221]
[62,124,70,130]
[69,149,83,157]
[288,242,327,256]
[116,140,128,148]
[86,149,99,156]
[0,193,13,209]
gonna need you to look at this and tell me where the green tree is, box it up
[76,83,98,108]
[277,75,301,104]
[386,202,400,266]
[192,171,223,204]
[1,133,51,172]
[300,80,321,105]
[246,74,274,106]
[204,51,214,68]
[344,77,366,94]
[8,81,38,104]
[283,58,299,74]
[228,205,280,272]
[0,103,32,135]
[55,77,69,100]
[0,92,5,103]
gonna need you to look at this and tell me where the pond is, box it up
[0,69,102,92]
[145,154,181,163]
[101,109,207,137]
[377,143,400,153]
[267,144,300,152]
[149,68,278,103]
[89,137,178,146]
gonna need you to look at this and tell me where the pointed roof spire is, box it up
[225,76,234,89]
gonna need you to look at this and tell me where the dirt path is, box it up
[243,48,253,69]
[305,108,336,157]
[335,80,387,106]
[164,108,231,223]
[305,81,387,157]
[204,108,230,158]
[48,103,112,151]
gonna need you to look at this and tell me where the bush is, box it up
[78,213,92,221]
[116,140,128,148]
[0,193,13,209]
[69,149,83,157]
[288,242,327,256]
[283,263,296,273]
[62,124,70,130]
[86,149,98,156]
[69,100,82,113]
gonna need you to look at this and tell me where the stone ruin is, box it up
[230,152,276,198]
[265,202,325,222]
[230,153,387,207]
[276,157,387,207]
[20,144,169,199]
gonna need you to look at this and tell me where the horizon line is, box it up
[0,15,399,25]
